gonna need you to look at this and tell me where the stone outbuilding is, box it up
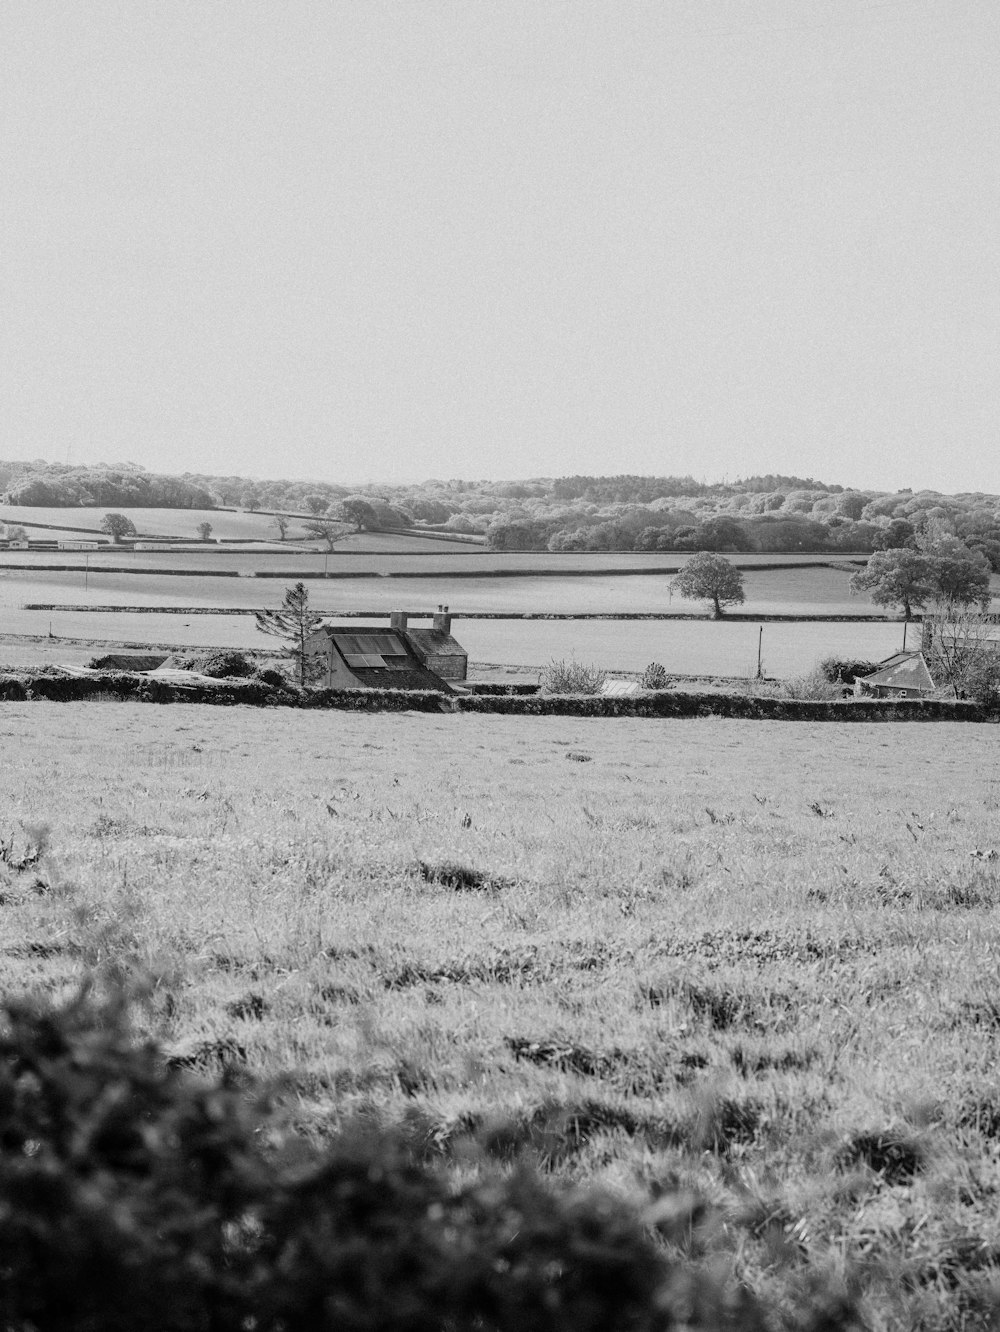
[304,608,468,692]
[854,651,936,699]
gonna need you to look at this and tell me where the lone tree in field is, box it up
[850,548,935,619]
[197,522,213,542]
[271,515,290,542]
[100,513,137,544]
[671,552,745,618]
[254,582,325,686]
[303,518,352,551]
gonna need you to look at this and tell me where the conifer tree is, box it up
[254,582,324,685]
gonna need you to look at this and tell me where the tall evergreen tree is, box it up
[254,583,325,686]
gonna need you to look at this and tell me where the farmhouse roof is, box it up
[406,626,467,658]
[310,623,455,692]
[348,665,452,693]
[860,651,935,693]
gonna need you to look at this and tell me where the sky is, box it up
[1,0,998,493]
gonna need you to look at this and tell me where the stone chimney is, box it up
[390,611,408,631]
[433,604,451,634]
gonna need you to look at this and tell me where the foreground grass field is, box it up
[3,704,1000,1326]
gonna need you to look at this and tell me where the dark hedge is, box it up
[0,673,994,722]
[463,682,541,695]
[456,691,991,722]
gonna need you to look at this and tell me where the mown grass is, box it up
[4,703,1000,1327]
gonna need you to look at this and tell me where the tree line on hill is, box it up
[3,460,1000,567]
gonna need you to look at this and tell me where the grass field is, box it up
[0,505,481,551]
[0,504,284,542]
[3,547,996,675]
[3,703,1000,1328]
[0,559,930,674]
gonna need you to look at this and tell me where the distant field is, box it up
[5,705,1000,1329]
[4,554,987,675]
[0,504,284,542]
[0,509,495,555]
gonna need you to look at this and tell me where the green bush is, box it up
[539,659,607,695]
[0,985,845,1331]
[960,654,1000,707]
[641,662,669,689]
[818,657,882,685]
[778,667,846,701]
[183,651,257,678]
[254,666,288,688]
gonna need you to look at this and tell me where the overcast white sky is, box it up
[1,1,997,491]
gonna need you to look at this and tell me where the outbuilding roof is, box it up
[859,651,935,693]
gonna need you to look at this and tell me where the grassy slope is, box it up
[3,704,1000,1328]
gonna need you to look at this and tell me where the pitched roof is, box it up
[348,666,452,693]
[860,651,935,692]
[405,627,468,658]
[308,624,454,692]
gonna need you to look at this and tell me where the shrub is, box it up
[960,654,1000,708]
[641,661,669,689]
[253,666,288,688]
[819,657,882,685]
[778,668,846,701]
[0,984,838,1331]
[539,659,607,695]
[183,651,256,678]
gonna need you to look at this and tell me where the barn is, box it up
[854,651,936,699]
[304,608,468,692]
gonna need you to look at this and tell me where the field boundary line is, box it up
[20,603,904,623]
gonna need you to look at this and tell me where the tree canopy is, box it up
[100,513,137,543]
[671,553,746,618]
[851,541,993,617]
[850,549,936,619]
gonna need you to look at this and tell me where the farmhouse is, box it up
[854,651,935,699]
[304,608,468,692]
